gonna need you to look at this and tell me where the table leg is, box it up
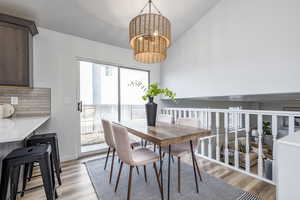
[190,140,199,193]
[159,146,164,200]
[168,144,171,200]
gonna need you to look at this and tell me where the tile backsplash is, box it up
[0,87,51,116]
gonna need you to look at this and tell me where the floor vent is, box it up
[237,192,261,200]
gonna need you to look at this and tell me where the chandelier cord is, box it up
[139,0,162,15]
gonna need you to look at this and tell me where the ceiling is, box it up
[0,0,220,48]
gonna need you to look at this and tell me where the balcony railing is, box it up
[161,107,300,185]
[80,104,145,146]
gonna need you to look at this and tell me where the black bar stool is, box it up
[0,145,57,200]
[25,133,62,186]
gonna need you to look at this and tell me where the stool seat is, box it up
[6,145,51,161]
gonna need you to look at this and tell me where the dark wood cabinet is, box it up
[0,14,38,87]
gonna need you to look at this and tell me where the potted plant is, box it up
[263,121,273,148]
[130,81,176,126]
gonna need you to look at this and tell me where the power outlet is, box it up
[11,97,18,105]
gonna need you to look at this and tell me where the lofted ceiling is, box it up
[0,0,220,48]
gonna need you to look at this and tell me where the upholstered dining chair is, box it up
[146,114,174,152]
[161,118,203,193]
[101,119,140,183]
[112,123,163,200]
[157,114,173,124]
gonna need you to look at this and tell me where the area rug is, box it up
[85,157,260,200]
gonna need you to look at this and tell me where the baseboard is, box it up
[61,154,78,162]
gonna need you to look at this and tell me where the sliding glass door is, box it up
[78,60,149,154]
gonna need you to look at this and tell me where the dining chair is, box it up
[101,119,140,183]
[157,114,173,124]
[147,114,174,153]
[161,117,202,193]
[112,123,163,200]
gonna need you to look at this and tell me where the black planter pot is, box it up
[145,97,157,126]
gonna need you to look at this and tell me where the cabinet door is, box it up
[0,22,29,86]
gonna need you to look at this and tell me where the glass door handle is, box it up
[77,101,82,112]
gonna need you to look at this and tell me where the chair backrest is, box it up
[111,123,133,165]
[157,114,173,124]
[176,118,200,146]
[101,119,115,148]
[176,118,200,128]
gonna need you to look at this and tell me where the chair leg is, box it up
[130,146,139,175]
[114,161,123,192]
[104,147,111,170]
[109,148,116,184]
[194,158,203,182]
[143,165,147,183]
[154,144,157,152]
[21,163,30,197]
[178,157,181,193]
[127,166,133,200]
[190,140,199,193]
[153,162,163,199]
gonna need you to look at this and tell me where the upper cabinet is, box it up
[0,14,38,87]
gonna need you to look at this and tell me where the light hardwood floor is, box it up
[20,153,276,200]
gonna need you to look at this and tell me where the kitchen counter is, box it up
[0,116,50,143]
[277,134,300,199]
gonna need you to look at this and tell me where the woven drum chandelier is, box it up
[129,0,171,64]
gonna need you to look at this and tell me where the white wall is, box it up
[161,0,300,99]
[33,27,160,161]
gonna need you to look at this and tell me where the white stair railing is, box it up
[161,107,300,185]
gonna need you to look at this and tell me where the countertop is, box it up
[277,134,300,148]
[0,116,50,143]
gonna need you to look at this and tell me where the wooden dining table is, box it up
[115,120,212,200]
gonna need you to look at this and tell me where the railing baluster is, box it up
[208,111,212,130]
[245,113,250,173]
[224,112,229,165]
[257,114,263,177]
[201,139,205,156]
[208,137,212,158]
[289,115,295,135]
[272,115,278,182]
[216,112,220,161]
[234,112,239,169]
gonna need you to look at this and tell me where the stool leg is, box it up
[10,166,21,200]
[55,139,62,173]
[0,162,12,200]
[21,163,30,197]
[51,142,62,186]
[39,156,55,200]
[28,162,34,182]
[50,153,58,198]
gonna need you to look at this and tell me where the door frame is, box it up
[75,57,150,157]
